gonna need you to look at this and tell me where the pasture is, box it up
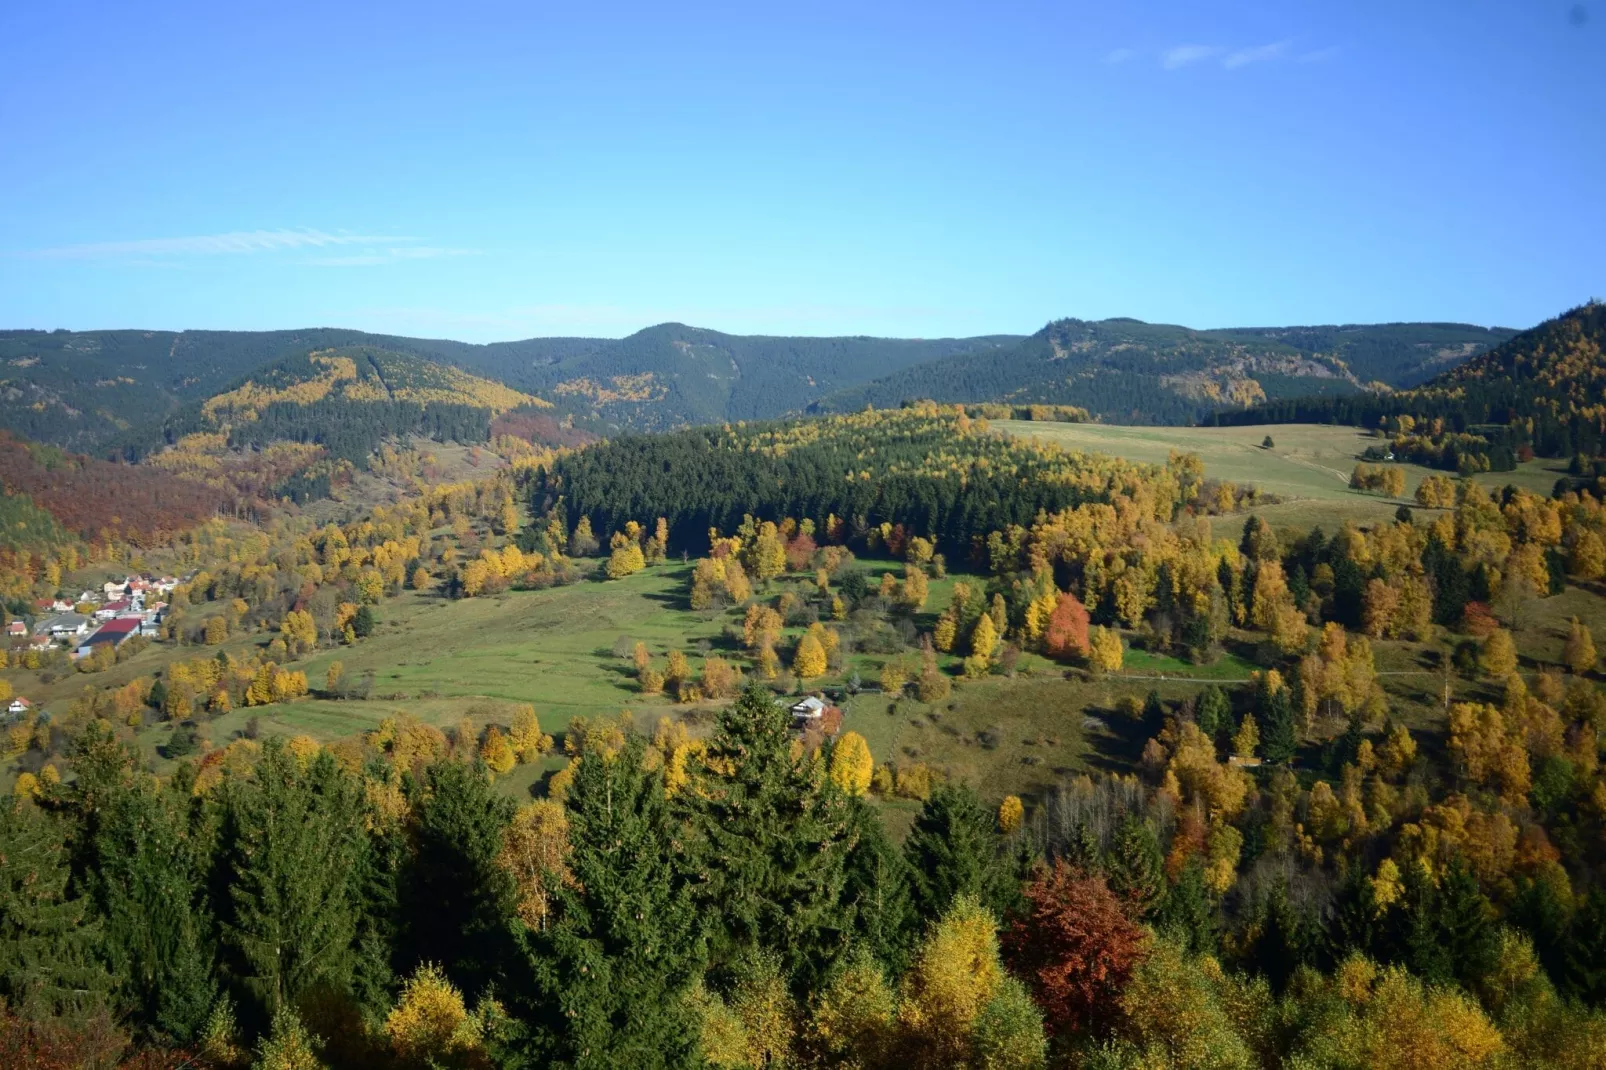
[996,420,1566,530]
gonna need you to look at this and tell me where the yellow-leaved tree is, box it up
[1565,617,1597,675]
[793,634,828,681]
[1481,629,1518,679]
[480,725,517,776]
[998,795,1024,834]
[384,963,490,1065]
[897,896,1047,1068]
[829,732,873,796]
[1088,626,1124,674]
[509,706,553,763]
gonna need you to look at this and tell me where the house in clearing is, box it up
[7,697,31,717]
[786,695,844,736]
[5,621,24,638]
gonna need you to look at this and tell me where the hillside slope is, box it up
[0,325,1016,447]
[130,346,547,460]
[1211,302,1606,471]
[813,318,1516,424]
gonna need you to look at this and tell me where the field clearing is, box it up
[997,420,1566,530]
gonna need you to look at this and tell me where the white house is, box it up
[8,697,32,716]
[44,614,92,638]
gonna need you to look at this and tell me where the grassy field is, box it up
[997,420,1567,530]
[9,420,1599,811]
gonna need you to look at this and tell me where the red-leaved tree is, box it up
[1043,592,1091,660]
[1002,860,1148,1038]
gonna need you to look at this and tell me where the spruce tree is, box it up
[903,783,1016,924]
[526,735,704,1069]
[1562,888,1606,1005]
[1154,858,1216,955]
[1103,816,1164,918]
[218,739,366,1020]
[88,776,218,1042]
[685,683,854,990]
[1434,858,1499,990]
[0,802,112,1019]
[841,797,918,976]
[401,757,517,1001]
[1195,685,1230,742]
[1259,680,1299,765]
[1249,881,1323,993]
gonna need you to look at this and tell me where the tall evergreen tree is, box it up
[87,776,218,1042]
[525,735,704,1069]
[401,757,517,1001]
[903,783,1018,924]
[1103,816,1165,918]
[1562,888,1606,1006]
[685,683,854,990]
[1154,858,1216,956]
[0,802,111,1020]
[1259,681,1299,765]
[217,739,366,1020]
[840,797,918,977]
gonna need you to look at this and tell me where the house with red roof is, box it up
[77,617,141,657]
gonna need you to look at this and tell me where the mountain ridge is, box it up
[0,316,1520,449]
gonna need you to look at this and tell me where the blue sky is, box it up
[1,0,1601,341]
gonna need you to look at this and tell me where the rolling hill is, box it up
[0,325,1020,448]
[0,317,1519,451]
[811,318,1518,424]
[1212,301,1606,471]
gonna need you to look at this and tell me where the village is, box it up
[3,573,179,722]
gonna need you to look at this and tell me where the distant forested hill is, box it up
[1213,301,1606,472]
[0,325,1019,448]
[813,318,1517,424]
[459,324,1026,432]
[0,318,1514,449]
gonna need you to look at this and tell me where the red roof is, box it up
[95,618,141,637]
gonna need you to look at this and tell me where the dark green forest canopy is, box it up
[0,317,1515,452]
[531,406,1171,552]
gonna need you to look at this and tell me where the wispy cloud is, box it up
[1223,39,1291,69]
[1104,47,1137,65]
[1161,44,1221,70]
[306,247,480,268]
[23,227,418,260]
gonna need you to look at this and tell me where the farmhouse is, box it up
[786,694,843,736]
[5,621,24,638]
[7,697,31,717]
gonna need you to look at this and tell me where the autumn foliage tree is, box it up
[1043,592,1090,660]
[1003,861,1148,1039]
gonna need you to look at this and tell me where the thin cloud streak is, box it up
[1161,44,1220,70]
[22,228,418,260]
[306,247,480,267]
[1105,47,1137,65]
[1223,40,1291,69]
